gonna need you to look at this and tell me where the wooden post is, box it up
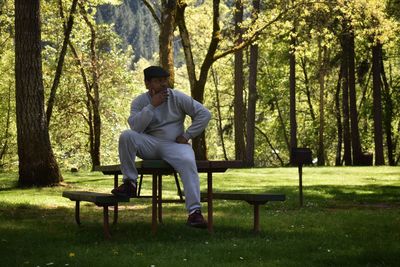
[152,174,157,235]
[299,164,303,207]
[158,174,163,223]
[103,206,111,239]
[253,203,260,233]
[75,201,81,225]
[207,171,213,234]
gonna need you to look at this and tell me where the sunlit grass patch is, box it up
[0,166,399,266]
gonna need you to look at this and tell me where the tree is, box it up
[234,0,246,161]
[372,40,385,165]
[245,0,260,167]
[14,0,62,186]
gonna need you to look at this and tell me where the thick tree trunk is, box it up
[15,0,62,186]
[245,0,260,167]
[159,0,176,87]
[234,0,245,161]
[372,42,385,165]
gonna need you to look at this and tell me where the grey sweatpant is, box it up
[118,129,201,213]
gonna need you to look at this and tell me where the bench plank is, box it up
[62,191,129,205]
[200,192,285,233]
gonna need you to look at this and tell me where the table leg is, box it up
[152,173,157,235]
[207,172,213,234]
[299,164,303,207]
[158,174,163,223]
[113,204,118,225]
[75,201,81,225]
[253,203,260,233]
[103,206,111,239]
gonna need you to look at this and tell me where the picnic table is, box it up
[63,160,285,238]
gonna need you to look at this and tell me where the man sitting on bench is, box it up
[112,66,211,228]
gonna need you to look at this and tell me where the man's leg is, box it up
[114,130,158,197]
[159,142,201,213]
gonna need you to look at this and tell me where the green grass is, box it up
[0,166,399,266]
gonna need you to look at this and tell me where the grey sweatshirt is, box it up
[128,88,211,141]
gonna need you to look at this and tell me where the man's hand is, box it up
[150,89,168,107]
[176,135,189,144]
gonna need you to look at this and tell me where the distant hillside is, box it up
[97,0,159,62]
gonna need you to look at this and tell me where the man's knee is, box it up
[119,129,137,144]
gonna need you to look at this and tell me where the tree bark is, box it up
[380,48,395,166]
[372,41,385,165]
[245,0,260,167]
[335,63,343,166]
[15,0,62,186]
[234,0,246,161]
[289,23,297,164]
[159,0,177,87]
[341,38,352,165]
[347,30,363,165]
[317,39,326,166]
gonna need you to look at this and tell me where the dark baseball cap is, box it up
[144,66,170,81]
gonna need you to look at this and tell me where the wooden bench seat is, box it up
[62,191,129,239]
[200,192,285,232]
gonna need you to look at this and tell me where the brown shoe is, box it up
[111,181,137,198]
[186,210,208,228]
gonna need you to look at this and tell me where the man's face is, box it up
[145,77,169,94]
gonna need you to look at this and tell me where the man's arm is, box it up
[176,91,211,141]
[127,96,155,132]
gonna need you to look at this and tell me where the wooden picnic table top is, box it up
[94,160,244,175]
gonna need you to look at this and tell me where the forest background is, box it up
[1,0,400,180]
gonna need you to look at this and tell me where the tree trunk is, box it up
[234,0,246,161]
[46,0,78,125]
[80,3,101,169]
[372,41,385,165]
[289,24,297,164]
[159,0,177,87]
[211,67,228,160]
[335,63,344,166]
[341,39,352,165]
[15,0,62,186]
[317,40,326,166]
[245,0,260,167]
[347,30,363,165]
[380,47,395,166]
[300,57,316,121]
[176,0,222,159]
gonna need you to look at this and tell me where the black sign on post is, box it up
[291,148,312,207]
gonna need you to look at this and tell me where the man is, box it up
[112,66,211,228]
